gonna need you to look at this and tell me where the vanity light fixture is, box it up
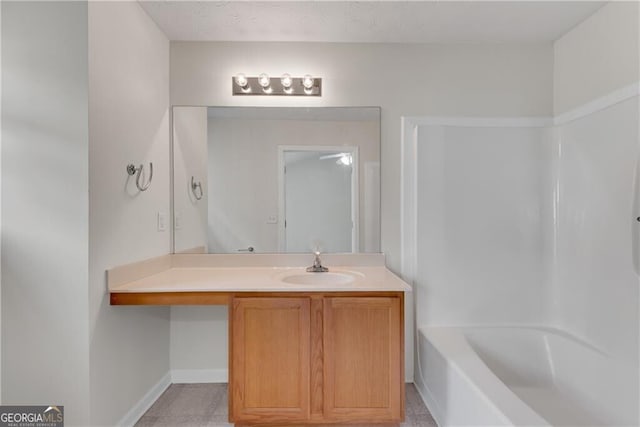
[280,73,293,94]
[234,73,250,93]
[302,74,315,94]
[232,73,322,96]
[258,73,272,93]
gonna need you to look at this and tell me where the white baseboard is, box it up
[171,369,228,383]
[119,369,411,426]
[117,371,171,427]
[117,370,227,426]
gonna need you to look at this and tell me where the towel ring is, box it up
[191,176,203,200]
[127,163,153,192]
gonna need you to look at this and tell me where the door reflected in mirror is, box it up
[172,106,380,254]
[281,147,357,253]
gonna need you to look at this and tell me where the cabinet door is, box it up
[231,297,310,423]
[324,297,403,422]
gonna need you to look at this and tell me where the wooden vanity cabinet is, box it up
[230,297,311,423]
[324,296,403,422]
[230,293,404,425]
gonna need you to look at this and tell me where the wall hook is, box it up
[127,163,153,192]
[191,176,203,200]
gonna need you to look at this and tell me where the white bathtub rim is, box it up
[418,326,552,427]
[417,324,632,426]
[425,323,609,356]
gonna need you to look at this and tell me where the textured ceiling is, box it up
[138,1,605,44]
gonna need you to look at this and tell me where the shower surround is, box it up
[402,89,639,425]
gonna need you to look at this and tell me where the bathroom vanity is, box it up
[108,253,410,426]
[108,105,406,425]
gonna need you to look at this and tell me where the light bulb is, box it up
[280,73,292,89]
[302,74,314,89]
[258,73,270,88]
[234,73,248,88]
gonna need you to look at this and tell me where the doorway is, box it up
[278,146,359,253]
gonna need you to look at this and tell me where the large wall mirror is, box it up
[172,106,381,254]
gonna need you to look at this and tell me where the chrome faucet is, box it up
[306,251,329,273]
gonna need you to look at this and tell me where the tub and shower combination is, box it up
[416,327,636,426]
[402,90,639,425]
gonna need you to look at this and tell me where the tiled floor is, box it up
[136,383,437,427]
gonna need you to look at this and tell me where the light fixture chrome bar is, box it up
[232,76,322,96]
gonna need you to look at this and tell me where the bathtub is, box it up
[415,327,638,426]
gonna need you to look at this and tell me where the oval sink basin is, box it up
[280,272,357,286]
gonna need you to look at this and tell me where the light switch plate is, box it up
[267,215,278,224]
[157,212,167,231]
[175,212,183,230]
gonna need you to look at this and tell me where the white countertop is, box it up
[109,265,411,293]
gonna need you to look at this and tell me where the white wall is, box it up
[415,125,550,327]
[206,118,378,253]
[553,97,639,424]
[553,97,639,363]
[171,42,554,272]
[88,2,171,425]
[554,2,639,115]
[1,2,90,424]
[173,106,208,253]
[551,5,639,423]
[170,306,228,382]
[171,42,553,383]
